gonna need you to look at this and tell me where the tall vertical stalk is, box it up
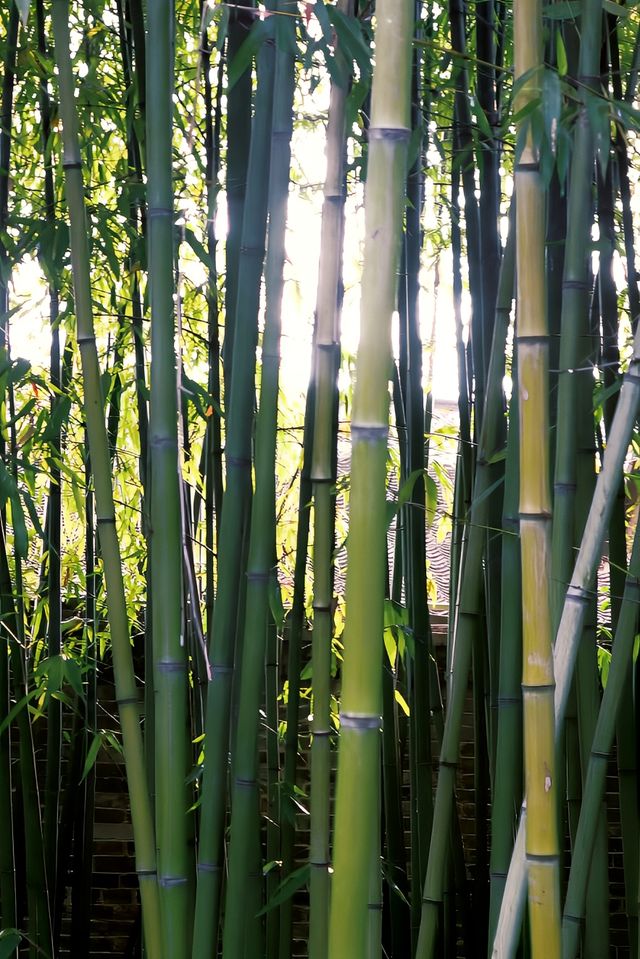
[147,0,192,954]
[327,0,413,953]
[50,5,162,956]
[514,0,561,948]
[221,5,295,953]
[192,24,275,956]
[308,3,351,955]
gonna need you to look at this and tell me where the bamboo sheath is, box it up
[221,8,295,955]
[492,321,640,955]
[308,3,351,955]
[192,30,274,957]
[146,1,192,954]
[327,0,413,954]
[50,5,163,958]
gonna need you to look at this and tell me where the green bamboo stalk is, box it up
[560,487,640,957]
[222,4,253,393]
[415,215,512,956]
[221,10,295,952]
[398,1,432,916]
[308,2,351,954]
[0,2,18,939]
[50,5,163,956]
[327,0,413,953]
[33,0,64,922]
[487,356,521,943]
[265,566,281,959]
[549,0,602,630]
[146,0,192,953]
[278,392,313,959]
[0,522,52,959]
[492,321,640,955]
[70,438,96,957]
[192,23,275,956]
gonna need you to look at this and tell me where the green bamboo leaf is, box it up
[13,0,30,25]
[63,657,84,698]
[596,645,611,688]
[227,18,274,91]
[556,29,568,76]
[602,0,629,15]
[327,6,371,78]
[0,929,21,958]
[0,689,40,737]
[543,0,581,17]
[257,863,310,915]
[394,688,410,716]
[8,489,27,559]
[268,576,285,630]
[425,474,437,526]
[81,732,103,782]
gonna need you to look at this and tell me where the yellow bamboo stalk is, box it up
[514,0,561,952]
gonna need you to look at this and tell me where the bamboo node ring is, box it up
[368,126,411,142]
[340,713,381,730]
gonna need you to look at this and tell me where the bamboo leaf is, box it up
[542,1,581,17]
[13,0,30,25]
[81,732,103,782]
[394,689,410,716]
[556,30,568,76]
[227,18,274,91]
[0,929,21,957]
[0,689,40,737]
[257,863,310,915]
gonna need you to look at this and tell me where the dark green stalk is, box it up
[50,5,162,954]
[278,395,313,959]
[34,0,63,916]
[221,10,295,953]
[308,3,350,954]
[549,0,602,629]
[192,24,275,956]
[222,4,253,393]
[70,441,96,957]
[0,2,18,938]
[0,520,52,959]
[416,207,512,957]
[147,2,192,953]
[265,568,281,959]
[449,0,486,423]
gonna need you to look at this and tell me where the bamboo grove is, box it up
[2,0,640,955]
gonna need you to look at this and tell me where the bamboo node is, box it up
[351,424,388,442]
[158,876,188,888]
[340,712,381,730]
[565,584,591,604]
[197,863,222,874]
[367,126,411,143]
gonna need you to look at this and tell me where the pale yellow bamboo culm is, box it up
[514,0,561,952]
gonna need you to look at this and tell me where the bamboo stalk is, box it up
[492,321,640,955]
[192,22,275,955]
[146,0,192,953]
[50,5,163,956]
[327,0,413,953]
[308,2,351,954]
[221,7,295,950]
[0,2,18,939]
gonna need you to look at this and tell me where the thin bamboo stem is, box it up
[50,5,162,955]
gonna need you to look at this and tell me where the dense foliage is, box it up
[1,0,640,956]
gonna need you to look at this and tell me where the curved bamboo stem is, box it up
[50,5,162,956]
